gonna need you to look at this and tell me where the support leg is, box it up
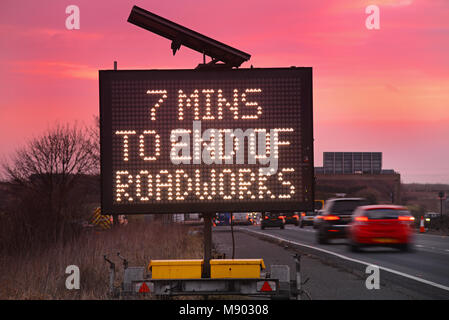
[202,213,213,278]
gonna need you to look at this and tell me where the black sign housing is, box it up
[100,67,314,214]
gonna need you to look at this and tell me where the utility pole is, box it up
[202,213,213,278]
[438,191,445,218]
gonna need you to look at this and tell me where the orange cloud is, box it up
[10,61,97,80]
[330,0,414,12]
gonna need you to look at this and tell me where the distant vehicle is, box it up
[310,200,324,229]
[182,213,203,225]
[248,212,261,224]
[214,213,231,226]
[300,211,316,228]
[232,212,253,225]
[313,210,324,229]
[173,214,185,223]
[261,212,285,230]
[186,213,202,221]
[347,205,415,252]
[314,200,324,211]
[316,198,369,244]
[282,212,300,226]
[424,212,440,227]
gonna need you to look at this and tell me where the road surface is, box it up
[213,224,449,299]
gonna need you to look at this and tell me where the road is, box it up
[213,224,449,299]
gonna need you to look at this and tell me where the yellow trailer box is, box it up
[210,259,265,279]
[149,260,203,279]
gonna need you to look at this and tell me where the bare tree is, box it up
[4,123,97,192]
[87,115,100,171]
[1,122,99,253]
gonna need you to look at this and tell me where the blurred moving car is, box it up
[316,198,369,244]
[300,211,316,228]
[232,212,253,225]
[261,212,285,229]
[347,205,415,252]
[283,212,300,226]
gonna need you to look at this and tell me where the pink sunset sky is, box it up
[0,0,448,183]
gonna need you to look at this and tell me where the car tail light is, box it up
[301,212,306,217]
[278,216,284,220]
[355,216,369,222]
[264,216,268,220]
[398,216,415,225]
[398,216,414,222]
[323,215,340,221]
[294,214,299,220]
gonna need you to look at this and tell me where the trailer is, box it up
[98,5,314,301]
[104,253,310,300]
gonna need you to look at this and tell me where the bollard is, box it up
[420,216,425,233]
[294,254,301,300]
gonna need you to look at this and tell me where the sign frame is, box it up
[100,67,314,214]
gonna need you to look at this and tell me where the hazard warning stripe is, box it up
[90,208,113,230]
[98,218,112,229]
[99,222,111,229]
[91,212,100,222]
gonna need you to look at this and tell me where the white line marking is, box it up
[284,225,315,232]
[297,228,314,233]
[411,244,449,255]
[243,228,449,292]
[415,233,449,239]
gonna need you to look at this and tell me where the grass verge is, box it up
[0,221,203,299]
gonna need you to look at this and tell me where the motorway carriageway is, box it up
[236,224,449,293]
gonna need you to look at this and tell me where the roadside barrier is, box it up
[420,216,425,233]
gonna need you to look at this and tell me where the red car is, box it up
[347,205,415,252]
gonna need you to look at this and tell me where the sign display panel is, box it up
[100,68,314,214]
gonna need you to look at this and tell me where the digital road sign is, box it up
[100,67,314,214]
